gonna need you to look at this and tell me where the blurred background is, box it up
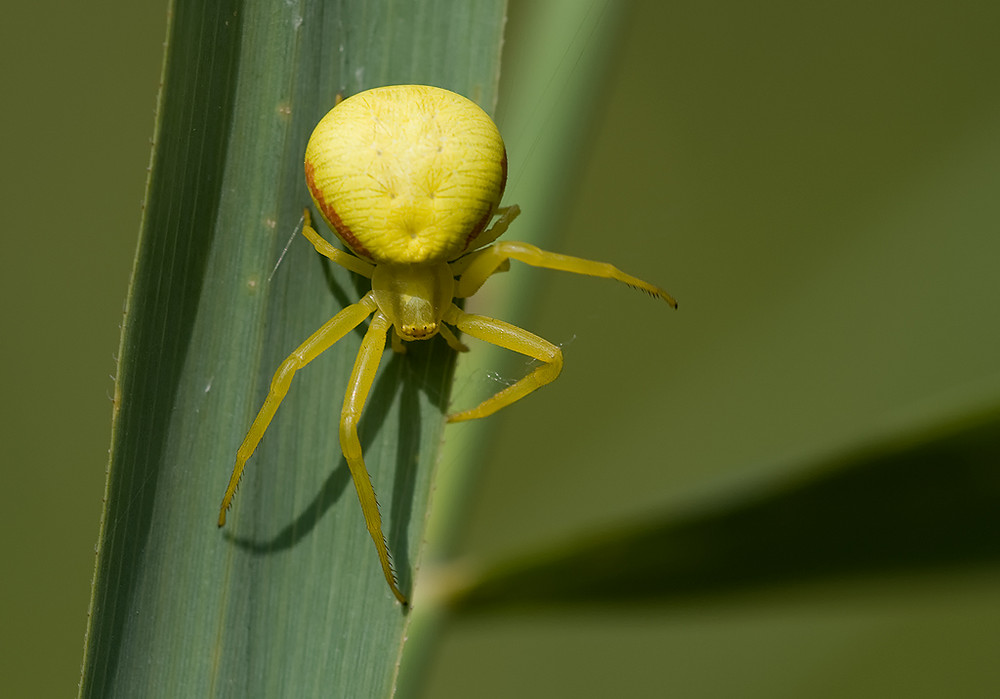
[3,1,999,697]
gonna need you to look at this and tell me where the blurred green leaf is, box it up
[446,398,1000,611]
[79,1,506,697]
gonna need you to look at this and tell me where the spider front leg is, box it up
[444,305,563,422]
[454,240,677,308]
[218,293,378,526]
[474,204,521,250]
[338,311,408,604]
[301,208,375,278]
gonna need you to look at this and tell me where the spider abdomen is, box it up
[305,85,507,265]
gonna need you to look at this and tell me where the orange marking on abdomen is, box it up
[305,160,372,260]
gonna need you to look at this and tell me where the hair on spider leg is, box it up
[629,282,679,307]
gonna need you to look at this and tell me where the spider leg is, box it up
[338,310,408,604]
[471,204,521,251]
[218,293,378,526]
[438,324,469,352]
[301,208,375,278]
[444,304,562,422]
[450,205,521,283]
[454,240,677,307]
[390,327,406,354]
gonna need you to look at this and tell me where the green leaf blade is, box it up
[80,1,507,697]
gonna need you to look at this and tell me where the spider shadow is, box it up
[227,255,455,601]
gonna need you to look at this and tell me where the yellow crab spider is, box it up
[218,84,677,605]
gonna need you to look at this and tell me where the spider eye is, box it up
[400,322,438,340]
